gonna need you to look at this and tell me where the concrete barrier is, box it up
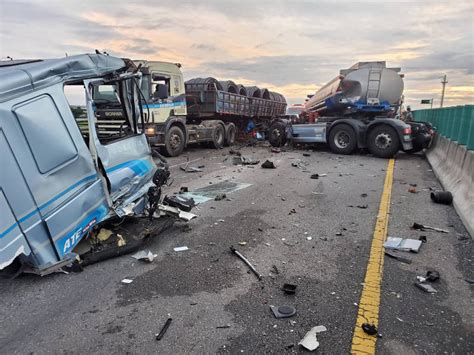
[425,134,474,237]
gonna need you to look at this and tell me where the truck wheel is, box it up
[211,124,225,149]
[328,124,357,155]
[225,123,236,146]
[164,126,185,157]
[367,125,400,158]
[268,121,287,147]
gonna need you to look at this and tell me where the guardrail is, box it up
[413,105,474,150]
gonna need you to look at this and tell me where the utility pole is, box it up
[440,74,448,108]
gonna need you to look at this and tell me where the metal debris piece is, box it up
[173,246,189,252]
[411,222,448,233]
[384,251,412,264]
[270,305,296,319]
[155,317,172,340]
[131,250,157,262]
[298,325,327,351]
[415,282,437,293]
[230,246,262,280]
[121,278,133,284]
[384,237,422,253]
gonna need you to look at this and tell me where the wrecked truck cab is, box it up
[0,54,158,274]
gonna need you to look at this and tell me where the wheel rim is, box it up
[334,131,350,149]
[169,133,181,151]
[374,132,392,149]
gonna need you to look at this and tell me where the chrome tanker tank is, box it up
[305,61,404,115]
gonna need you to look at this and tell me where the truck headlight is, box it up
[146,127,156,136]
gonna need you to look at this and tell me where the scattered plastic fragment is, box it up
[270,305,296,319]
[426,270,440,282]
[261,160,276,169]
[97,228,113,242]
[116,234,126,247]
[362,323,378,336]
[238,241,247,246]
[298,325,327,351]
[121,278,133,284]
[230,246,262,280]
[155,317,172,340]
[173,246,189,252]
[384,237,422,253]
[131,250,157,262]
[282,283,297,294]
[415,282,437,293]
[430,191,453,205]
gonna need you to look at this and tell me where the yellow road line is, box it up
[351,158,395,354]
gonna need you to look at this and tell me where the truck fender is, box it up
[366,118,409,148]
[327,118,367,148]
[165,116,188,146]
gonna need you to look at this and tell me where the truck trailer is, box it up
[94,60,287,157]
[268,62,432,158]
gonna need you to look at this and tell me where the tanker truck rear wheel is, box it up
[367,125,400,158]
[268,121,287,147]
[328,124,357,155]
[225,123,236,146]
[164,125,185,157]
[211,124,225,149]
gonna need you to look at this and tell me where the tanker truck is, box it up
[268,61,432,158]
[92,60,287,156]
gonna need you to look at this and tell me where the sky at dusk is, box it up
[1,0,473,108]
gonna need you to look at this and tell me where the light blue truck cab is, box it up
[0,54,158,274]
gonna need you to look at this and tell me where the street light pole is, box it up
[440,74,448,108]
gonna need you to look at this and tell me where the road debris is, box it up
[289,208,296,215]
[233,156,260,165]
[215,193,227,201]
[384,237,422,253]
[163,195,195,212]
[238,241,247,246]
[216,324,231,329]
[282,283,297,294]
[298,325,327,351]
[270,305,296,319]
[384,251,412,264]
[131,250,157,262]
[230,246,262,280]
[430,191,453,205]
[426,270,440,282]
[97,228,113,242]
[271,148,281,153]
[179,186,189,193]
[419,235,427,243]
[303,153,311,157]
[415,282,437,293]
[362,323,378,336]
[229,149,242,156]
[261,160,276,169]
[412,222,449,233]
[121,278,133,284]
[408,186,418,193]
[155,317,172,340]
[173,246,189,252]
[291,159,309,169]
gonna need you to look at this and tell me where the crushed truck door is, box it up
[84,74,156,216]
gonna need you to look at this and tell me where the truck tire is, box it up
[211,124,225,149]
[164,125,185,157]
[328,124,357,155]
[367,125,400,158]
[268,121,287,147]
[225,123,236,146]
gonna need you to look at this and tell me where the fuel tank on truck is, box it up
[305,61,404,115]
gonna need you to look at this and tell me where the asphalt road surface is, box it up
[1,143,473,354]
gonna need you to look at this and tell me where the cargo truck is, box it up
[268,62,432,158]
[94,60,287,156]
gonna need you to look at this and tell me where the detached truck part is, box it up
[128,61,286,156]
[269,61,416,158]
